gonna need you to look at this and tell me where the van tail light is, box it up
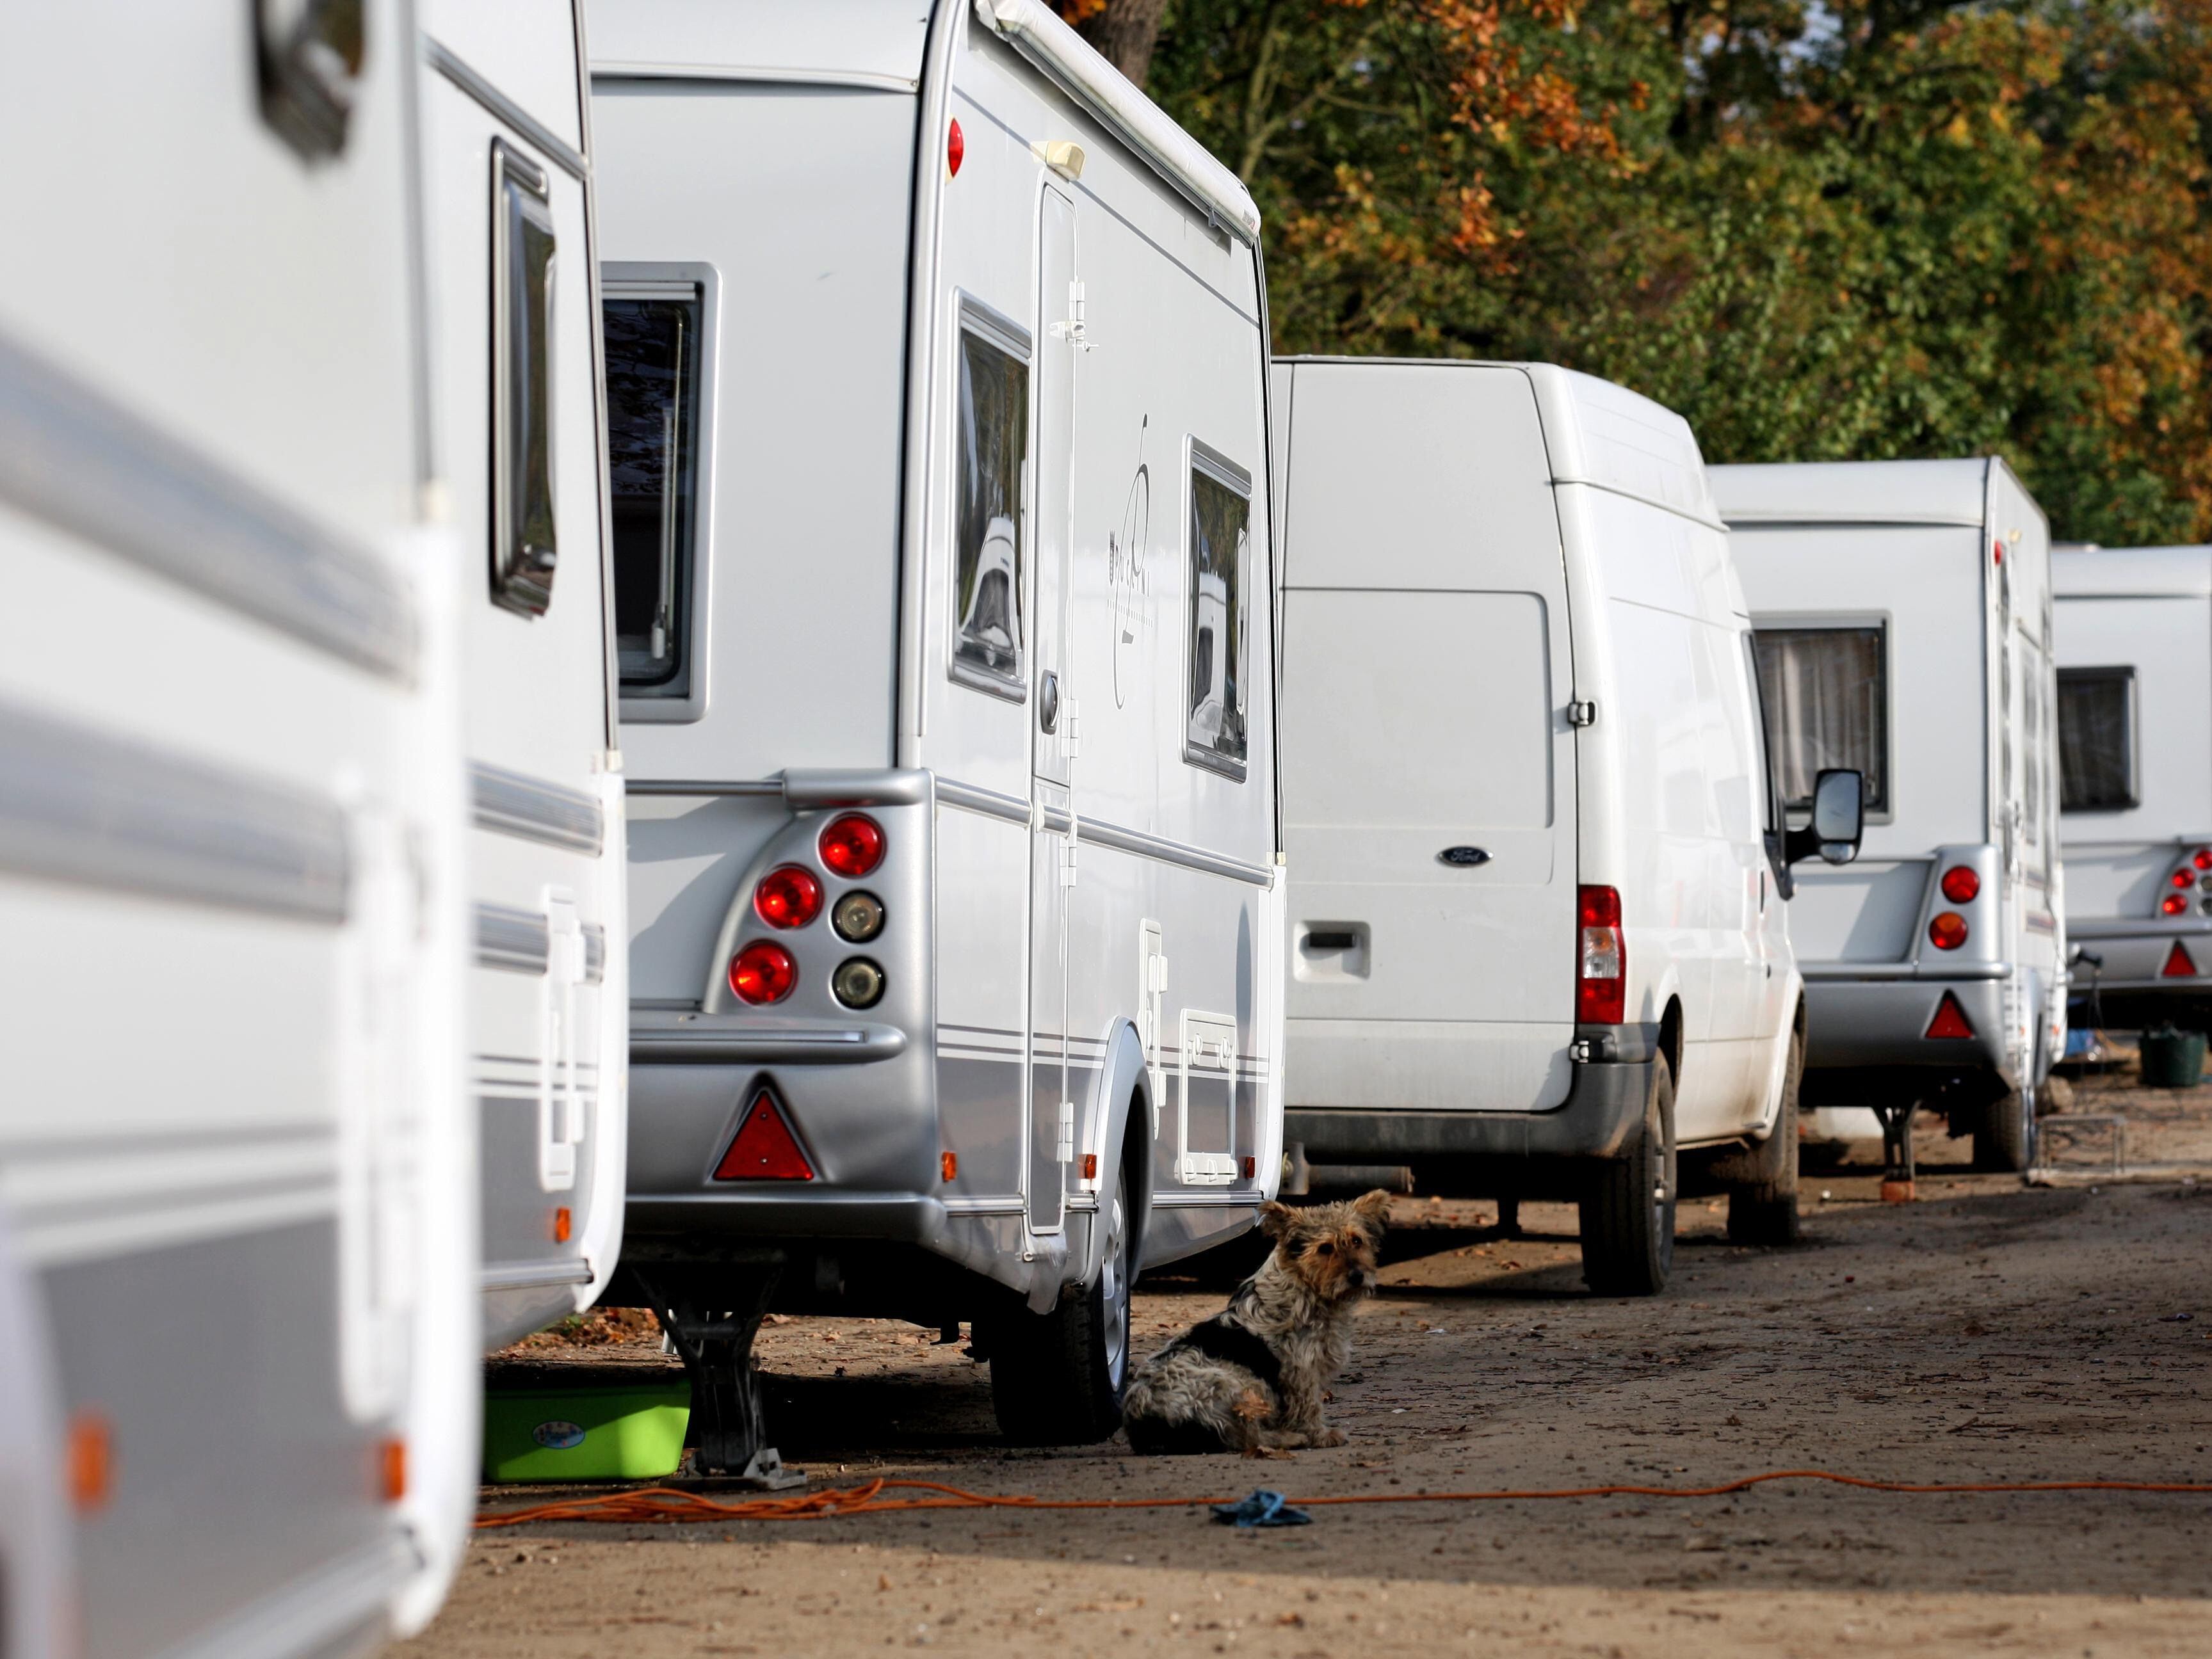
[1925,992,1975,1039]
[1939,866,1980,904]
[819,813,885,878]
[2163,941,2199,979]
[1576,885,1625,1024]
[714,1089,816,1181]
[728,940,797,1005]
[1928,911,1969,951]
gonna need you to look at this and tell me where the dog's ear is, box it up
[1258,1201,1296,1239]
[1352,1189,1393,1226]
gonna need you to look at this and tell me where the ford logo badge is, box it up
[1437,846,1490,867]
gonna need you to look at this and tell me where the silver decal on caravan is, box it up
[0,699,351,922]
[475,901,553,974]
[471,760,607,853]
[423,37,590,181]
[0,332,417,682]
[482,1258,595,1292]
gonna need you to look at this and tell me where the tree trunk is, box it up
[1077,0,1170,89]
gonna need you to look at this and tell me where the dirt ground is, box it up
[403,1069,2212,1659]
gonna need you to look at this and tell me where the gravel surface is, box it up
[402,1074,2212,1658]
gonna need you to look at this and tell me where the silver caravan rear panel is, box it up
[592,0,1280,1455]
[0,3,475,1653]
[2053,545,2212,1023]
[1716,460,2065,1159]
[419,0,631,1348]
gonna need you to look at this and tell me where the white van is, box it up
[1714,460,2066,1173]
[1273,359,1859,1295]
[419,0,631,1349]
[0,2,474,1653]
[588,0,1282,1465]
[2053,545,2212,1029]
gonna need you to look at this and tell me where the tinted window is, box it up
[604,291,702,694]
[1186,453,1252,778]
[2057,667,2136,812]
[952,326,1028,690]
[492,145,557,618]
[1753,625,1889,813]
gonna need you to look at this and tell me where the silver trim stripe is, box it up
[475,902,549,974]
[937,777,1029,824]
[483,1258,595,1292]
[0,700,350,922]
[0,331,417,682]
[471,761,605,853]
[424,37,590,181]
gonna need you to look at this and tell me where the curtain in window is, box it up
[1752,627,1888,812]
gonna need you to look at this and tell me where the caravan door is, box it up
[1026,184,1078,1235]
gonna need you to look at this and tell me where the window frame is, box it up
[489,138,559,620]
[2056,664,2140,813]
[606,261,720,724]
[946,293,1034,703]
[1181,437,1254,783]
[1751,613,1896,822]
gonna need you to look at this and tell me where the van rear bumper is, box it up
[1801,975,2008,1073]
[1286,1056,1651,1162]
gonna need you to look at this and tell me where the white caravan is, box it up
[419,0,630,1348]
[1272,359,1861,1295]
[1714,460,2065,1174]
[2053,545,2212,1029]
[0,3,474,1656]
[590,0,1282,1462]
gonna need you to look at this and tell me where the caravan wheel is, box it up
[1973,1080,2038,1173]
[1579,1054,1677,1296]
[987,1162,1133,1445]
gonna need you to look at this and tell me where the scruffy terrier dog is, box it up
[1121,1190,1390,1454]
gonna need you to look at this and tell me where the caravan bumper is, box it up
[1286,1055,1652,1163]
[2067,920,2212,1029]
[1800,973,2009,1073]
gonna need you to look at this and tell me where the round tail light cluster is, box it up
[728,813,891,1009]
[1939,866,1980,904]
[1928,911,1969,951]
[2158,846,2212,916]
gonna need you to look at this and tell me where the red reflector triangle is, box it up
[2163,942,2199,979]
[713,1091,815,1182]
[1925,991,1975,1040]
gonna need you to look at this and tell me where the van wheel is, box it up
[1580,1053,1676,1296]
[986,1160,1133,1445]
[1973,1080,2037,1173]
[1727,1026,1804,1246]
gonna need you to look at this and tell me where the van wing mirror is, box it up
[1786,769,1864,866]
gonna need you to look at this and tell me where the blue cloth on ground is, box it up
[1210,1489,1311,1527]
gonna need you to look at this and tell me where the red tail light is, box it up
[1576,885,1625,1024]
[2164,892,2190,916]
[728,940,797,1004]
[754,865,823,929]
[2172,867,2195,890]
[1926,991,1975,1039]
[1928,911,1969,951]
[946,117,964,177]
[2163,941,2199,979]
[819,813,885,878]
[713,1089,816,1181]
[1939,866,1980,904]
[2194,847,2212,871]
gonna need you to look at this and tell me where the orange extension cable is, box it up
[474,1470,2212,1531]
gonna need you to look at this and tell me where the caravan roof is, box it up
[1711,457,2002,527]
[2053,544,2212,599]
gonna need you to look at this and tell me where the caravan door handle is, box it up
[1038,670,1061,733]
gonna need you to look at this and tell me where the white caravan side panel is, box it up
[421,0,629,1347]
[1276,362,1576,1113]
[0,2,474,1653]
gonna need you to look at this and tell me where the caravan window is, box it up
[2057,667,2137,811]
[1752,624,1889,813]
[1184,445,1252,779]
[604,283,703,698]
[951,310,1030,694]
[491,141,557,618]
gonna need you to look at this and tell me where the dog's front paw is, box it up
[1313,1428,1349,1448]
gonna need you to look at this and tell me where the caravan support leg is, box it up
[1873,1101,1917,1203]
[638,1267,806,1489]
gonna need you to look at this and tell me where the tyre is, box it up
[987,1158,1134,1445]
[1580,1052,1677,1296]
[1727,1024,1804,1246]
[1973,1078,2037,1173]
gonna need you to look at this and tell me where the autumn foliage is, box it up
[1113,0,2212,545]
